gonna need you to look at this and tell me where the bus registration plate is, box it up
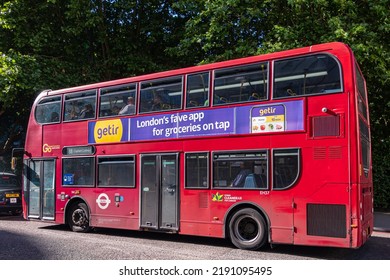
[6,193,20,198]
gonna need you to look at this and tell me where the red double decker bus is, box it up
[19,42,372,250]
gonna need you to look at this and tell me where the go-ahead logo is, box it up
[88,119,128,144]
[42,143,60,153]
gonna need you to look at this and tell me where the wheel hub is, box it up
[72,209,86,226]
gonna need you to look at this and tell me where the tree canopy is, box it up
[1,0,389,207]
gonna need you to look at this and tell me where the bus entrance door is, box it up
[140,154,179,231]
[25,159,55,220]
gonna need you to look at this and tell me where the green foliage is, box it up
[0,0,188,157]
[171,0,270,63]
[372,139,390,209]
[0,51,40,112]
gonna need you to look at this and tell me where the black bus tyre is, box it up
[68,202,91,233]
[229,208,267,250]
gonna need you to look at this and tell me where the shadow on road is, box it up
[37,222,390,260]
[0,212,24,221]
[0,229,45,260]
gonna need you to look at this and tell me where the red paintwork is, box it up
[22,42,373,248]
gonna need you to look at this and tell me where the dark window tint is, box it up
[186,72,210,108]
[98,156,135,187]
[274,54,342,98]
[356,64,368,120]
[356,63,367,104]
[140,76,182,113]
[62,157,94,186]
[0,174,19,188]
[273,149,300,189]
[64,90,96,121]
[35,96,61,124]
[100,84,136,117]
[359,118,370,177]
[185,153,208,188]
[213,151,268,189]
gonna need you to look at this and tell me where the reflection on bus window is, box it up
[185,153,208,188]
[273,54,342,98]
[140,76,183,113]
[359,119,370,177]
[356,65,368,119]
[35,96,61,124]
[62,157,94,186]
[64,90,96,121]
[186,72,210,108]
[100,84,137,117]
[273,149,300,189]
[98,156,135,187]
[213,151,268,189]
[213,63,268,105]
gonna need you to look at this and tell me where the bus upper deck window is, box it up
[35,96,62,124]
[64,90,97,121]
[186,72,210,109]
[213,62,268,106]
[273,54,342,98]
[100,83,137,117]
[139,76,183,113]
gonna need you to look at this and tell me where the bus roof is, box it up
[39,41,350,98]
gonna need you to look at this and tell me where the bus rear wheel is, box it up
[68,202,91,233]
[229,208,267,250]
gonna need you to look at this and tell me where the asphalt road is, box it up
[0,213,389,260]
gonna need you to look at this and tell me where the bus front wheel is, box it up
[229,208,267,250]
[68,202,91,233]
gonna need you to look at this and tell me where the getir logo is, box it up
[90,119,125,143]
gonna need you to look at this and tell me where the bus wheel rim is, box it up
[72,208,87,226]
[234,215,260,243]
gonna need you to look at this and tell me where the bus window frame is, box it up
[184,152,209,189]
[63,90,97,122]
[62,156,95,187]
[185,71,211,109]
[97,155,136,188]
[213,62,269,106]
[272,53,343,99]
[272,148,300,190]
[211,150,269,190]
[355,63,369,120]
[99,83,137,118]
[139,76,184,114]
[35,95,62,125]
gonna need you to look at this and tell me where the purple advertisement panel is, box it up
[131,108,236,141]
[87,99,304,143]
[234,99,304,134]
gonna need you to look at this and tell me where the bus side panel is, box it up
[293,183,350,247]
[91,188,140,230]
[179,190,216,236]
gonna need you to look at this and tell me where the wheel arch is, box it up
[223,201,270,241]
[63,196,91,225]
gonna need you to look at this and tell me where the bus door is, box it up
[25,159,55,220]
[140,154,179,231]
